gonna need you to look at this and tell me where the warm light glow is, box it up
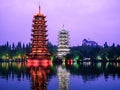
[29,7,50,60]
[27,59,52,68]
[67,59,73,65]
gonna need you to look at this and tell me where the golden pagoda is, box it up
[28,6,50,60]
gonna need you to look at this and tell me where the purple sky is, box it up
[0,0,120,46]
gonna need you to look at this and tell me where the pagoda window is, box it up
[33,51,36,53]
[39,26,42,28]
[38,17,42,20]
[37,50,42,52]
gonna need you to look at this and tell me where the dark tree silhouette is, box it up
[0,41,120,61]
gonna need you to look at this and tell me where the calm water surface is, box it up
[0,62,120,90]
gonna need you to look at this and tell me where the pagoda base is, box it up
[28,54,51,60]
[27,59,52,67]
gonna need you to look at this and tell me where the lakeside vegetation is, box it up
[67,42,120,62]
[0,41,120,61]
[0,42,30,60]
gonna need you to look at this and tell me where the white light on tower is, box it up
[57,26,70,58]
[57,66,70,90]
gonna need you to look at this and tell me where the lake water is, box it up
[0,62,120,90]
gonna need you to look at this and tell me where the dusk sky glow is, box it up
[0,0,120,46]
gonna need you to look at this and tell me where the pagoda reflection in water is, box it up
[0,62,120,90]
[28,62,52,90]
[57,66,70,90]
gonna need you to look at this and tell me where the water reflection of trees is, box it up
[0,62,30,80]
[65,62,120,81]
[0,62,120,82]
[0,62,53,90]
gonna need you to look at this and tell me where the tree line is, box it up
[0,41,120,61]
[66,42,120,61]
[0,42,30,60]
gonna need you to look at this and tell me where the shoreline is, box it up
[0,59,120,63]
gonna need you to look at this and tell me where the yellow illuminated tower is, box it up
[29,6,50,60]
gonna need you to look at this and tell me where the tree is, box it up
[104,42,108,48]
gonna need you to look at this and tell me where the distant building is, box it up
[57,27,70,58]
[82,39,98,46]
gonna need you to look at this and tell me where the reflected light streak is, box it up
[27,59,52,68]
[67,59,73,65]
[57,66,70,90]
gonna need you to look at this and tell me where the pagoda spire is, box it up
[39,5,41,14]
[63,24,65,29]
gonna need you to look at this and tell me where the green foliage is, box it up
[0,42,31,60]
[47,42,57,57]
[65,42,120,61]
[0,42,120,61]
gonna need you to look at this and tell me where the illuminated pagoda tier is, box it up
[57,27,70,58]
[29,6,50,60]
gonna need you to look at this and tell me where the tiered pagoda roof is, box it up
[29,6,50,60]
[57,27,70,58]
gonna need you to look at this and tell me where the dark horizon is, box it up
[0,40,119,47]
